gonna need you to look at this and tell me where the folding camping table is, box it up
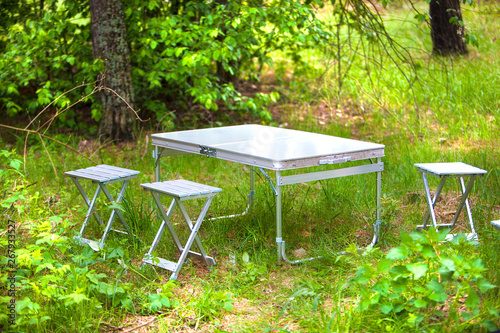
[151,124,385,263]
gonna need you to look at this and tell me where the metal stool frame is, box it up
[65,164,140,248]
[415,162,487,240]
[141,179,221,280]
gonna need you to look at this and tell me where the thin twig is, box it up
[0,124,98,165]
[37,133,57,176]
[98,86,148,123]
[120,317,157,333]
[41,85,100,135]
[25,79,102,131]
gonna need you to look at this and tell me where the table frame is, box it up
[151,125,384,263]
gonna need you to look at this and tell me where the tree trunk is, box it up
[430,0,468,56]
[89,0,136,141]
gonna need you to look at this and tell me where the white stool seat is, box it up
[492,220,500,232]
[415,162,486,240]
[141,180,221,280]
[415,162,487,177]
[141,179,222,199]
[65,165,140,249]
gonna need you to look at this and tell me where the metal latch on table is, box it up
[200,146,217,157]
[319,156,351,165]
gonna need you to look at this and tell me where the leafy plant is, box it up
[348,228,499,331]
[0,150,26,214]
[189,288,233,325]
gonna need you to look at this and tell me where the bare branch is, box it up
[0,124,98,165]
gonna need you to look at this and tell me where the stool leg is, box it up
[422,176,447,228]
[421,172,440,229]
[99,181,132,245]
[141,195,184,271]
[71,178,104,227]
[459,177,477,235]
[171,196,216,280]
[150,192,184,252]
[176,197,216,267]
[451,176,477,231]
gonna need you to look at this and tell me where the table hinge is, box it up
[200,146,217,158]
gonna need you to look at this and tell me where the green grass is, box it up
[2,3,500,332]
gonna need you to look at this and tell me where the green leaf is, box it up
[429,292,448,302]
[63,293,90,306]
[242,252,250,263]
[482,319,499,332]
[373,280,390,295]
[71,17,90,26]
[204,98,212,109]
[224,299,233,311]
[390,265,410,277]
[470,258,485,271]
[426,279,445,293]
[465,33,479,47]
[175,47,186,57]
[209,29,219,38]
[462,311,474,321]
[377,258,392,272]
[477,278,496,293]
[88,240,101,252]
[161,297,171,308]
[414,299,427,308]
[108,202,125,212]
[414,13,428,23]
[465,289,480,309]
[387,246,407,260]
[7,85,19,95]
[406,262,428,279]
[420,244,437,258]
[379,302,393,314]
[439,257,455,270]
[9,159,22,170]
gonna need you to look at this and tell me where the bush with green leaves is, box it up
[348,228,499,331]
[0,0,330,129]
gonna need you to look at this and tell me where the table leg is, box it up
[154,146,161,182]
[249,166,255,207]
[370,157,383,247]
[275,170,284,264]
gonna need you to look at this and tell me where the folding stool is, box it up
[141,179,221,280]
[414,162,487,241]
[65,164,140,248]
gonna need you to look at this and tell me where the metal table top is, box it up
[152,124,385,170]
